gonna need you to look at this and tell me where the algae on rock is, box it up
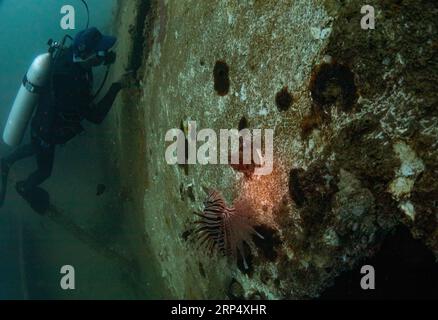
[111,0,438,299]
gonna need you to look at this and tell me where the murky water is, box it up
[0,0,164,299]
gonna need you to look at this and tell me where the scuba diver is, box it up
[0,27,136,214]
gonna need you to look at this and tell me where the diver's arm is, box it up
[85,82,122,124]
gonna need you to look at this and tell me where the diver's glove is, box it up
[103,51,117,66]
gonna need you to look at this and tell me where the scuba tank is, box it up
[3,52,52,146]
[2,0,89,147]
[2,37,71,147]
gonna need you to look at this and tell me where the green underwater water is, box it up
[0,0,165,300]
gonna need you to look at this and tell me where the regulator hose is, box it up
[80,0,90,29]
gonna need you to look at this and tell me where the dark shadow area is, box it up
[253,225,281,262]
[275,86,293,112]
[213,60,230,96]
[128,0,151,73]
[319,226,438,299]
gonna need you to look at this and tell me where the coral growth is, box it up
[309,61,358,112]
[275,86,293,111]
[213,60,230,96]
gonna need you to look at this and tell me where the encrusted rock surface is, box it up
[111,0,437,298]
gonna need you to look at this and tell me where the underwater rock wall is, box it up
[112,0,437,299]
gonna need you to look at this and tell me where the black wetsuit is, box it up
[0,47,122,209]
